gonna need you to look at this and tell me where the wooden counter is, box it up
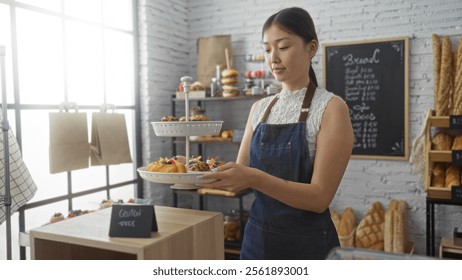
[29,206,224,260]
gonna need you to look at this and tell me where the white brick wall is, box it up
[139,0,462,255]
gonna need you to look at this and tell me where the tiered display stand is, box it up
[138,76,223,189]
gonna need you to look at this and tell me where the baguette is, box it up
[454,37,462,115]
[384,210,393,252]
[384,200,407,253]
[436,36,453,116]
[393,210,406,253]
[432,34,442,109]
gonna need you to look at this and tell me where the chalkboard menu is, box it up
[323,37,409,160]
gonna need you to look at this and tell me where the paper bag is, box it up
[49,112,89,174]
[196,35,233,86]
[90,112,132,166]
[1,113,37,225]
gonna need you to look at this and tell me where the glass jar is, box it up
[223,211,240,241]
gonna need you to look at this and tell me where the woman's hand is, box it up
[199,162,258,193]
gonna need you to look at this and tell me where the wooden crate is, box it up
[424,110,454,199]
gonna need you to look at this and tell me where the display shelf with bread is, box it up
[425,33,462,199]
[424,109,462,200]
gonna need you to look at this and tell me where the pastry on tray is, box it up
[146,157,187,173]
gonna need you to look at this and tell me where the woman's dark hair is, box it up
[262,7,318,87]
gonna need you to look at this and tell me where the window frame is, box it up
[0,0,142,260]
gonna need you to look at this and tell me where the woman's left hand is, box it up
[199,162,257,192]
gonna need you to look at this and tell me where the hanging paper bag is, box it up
[49,107,89,174]
[90,112,132,166]
[196,34,233,86]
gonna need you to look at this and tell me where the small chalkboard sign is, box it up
[109,204,158,238]
[323,37,409,160]
[450,115,462,129]
[451,186,462,203]
[452,150,462,166]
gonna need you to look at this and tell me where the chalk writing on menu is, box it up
[118,208,142,227]
[324,37,408,159]
[343,48,380,150]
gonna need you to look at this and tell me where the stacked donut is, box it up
[221,69,240,97]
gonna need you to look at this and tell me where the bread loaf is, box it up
[436,36,453,116]
[433,34,442,108]
[432,162,446,188]
[432,132,453,150]
[384,200,407,253]
[355,202,385,250]
[452,135,462,150]
[338,207,355,236]
[454,37,462,115]
[446,165,461,188]
[330,208,341,233]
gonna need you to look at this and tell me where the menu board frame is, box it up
[323,36,409,160]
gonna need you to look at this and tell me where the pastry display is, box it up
[49,212,65,223]
[146,157,187,173]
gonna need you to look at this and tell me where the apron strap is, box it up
[260,81,317,123]
[298,81,316,122]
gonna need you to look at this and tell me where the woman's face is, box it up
[263,24,314,91]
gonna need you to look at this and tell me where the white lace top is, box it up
[251,87,339,161]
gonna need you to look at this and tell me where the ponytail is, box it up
[309,65,318,87]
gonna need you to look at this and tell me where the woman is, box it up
[201,7,354,260]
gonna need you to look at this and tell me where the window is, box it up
[0,0,140,260]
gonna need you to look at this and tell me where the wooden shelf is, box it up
[428,115,450,127]
[197,188,252,197]
[428,150,452,162]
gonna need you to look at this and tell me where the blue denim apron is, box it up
[240,82,339,260]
